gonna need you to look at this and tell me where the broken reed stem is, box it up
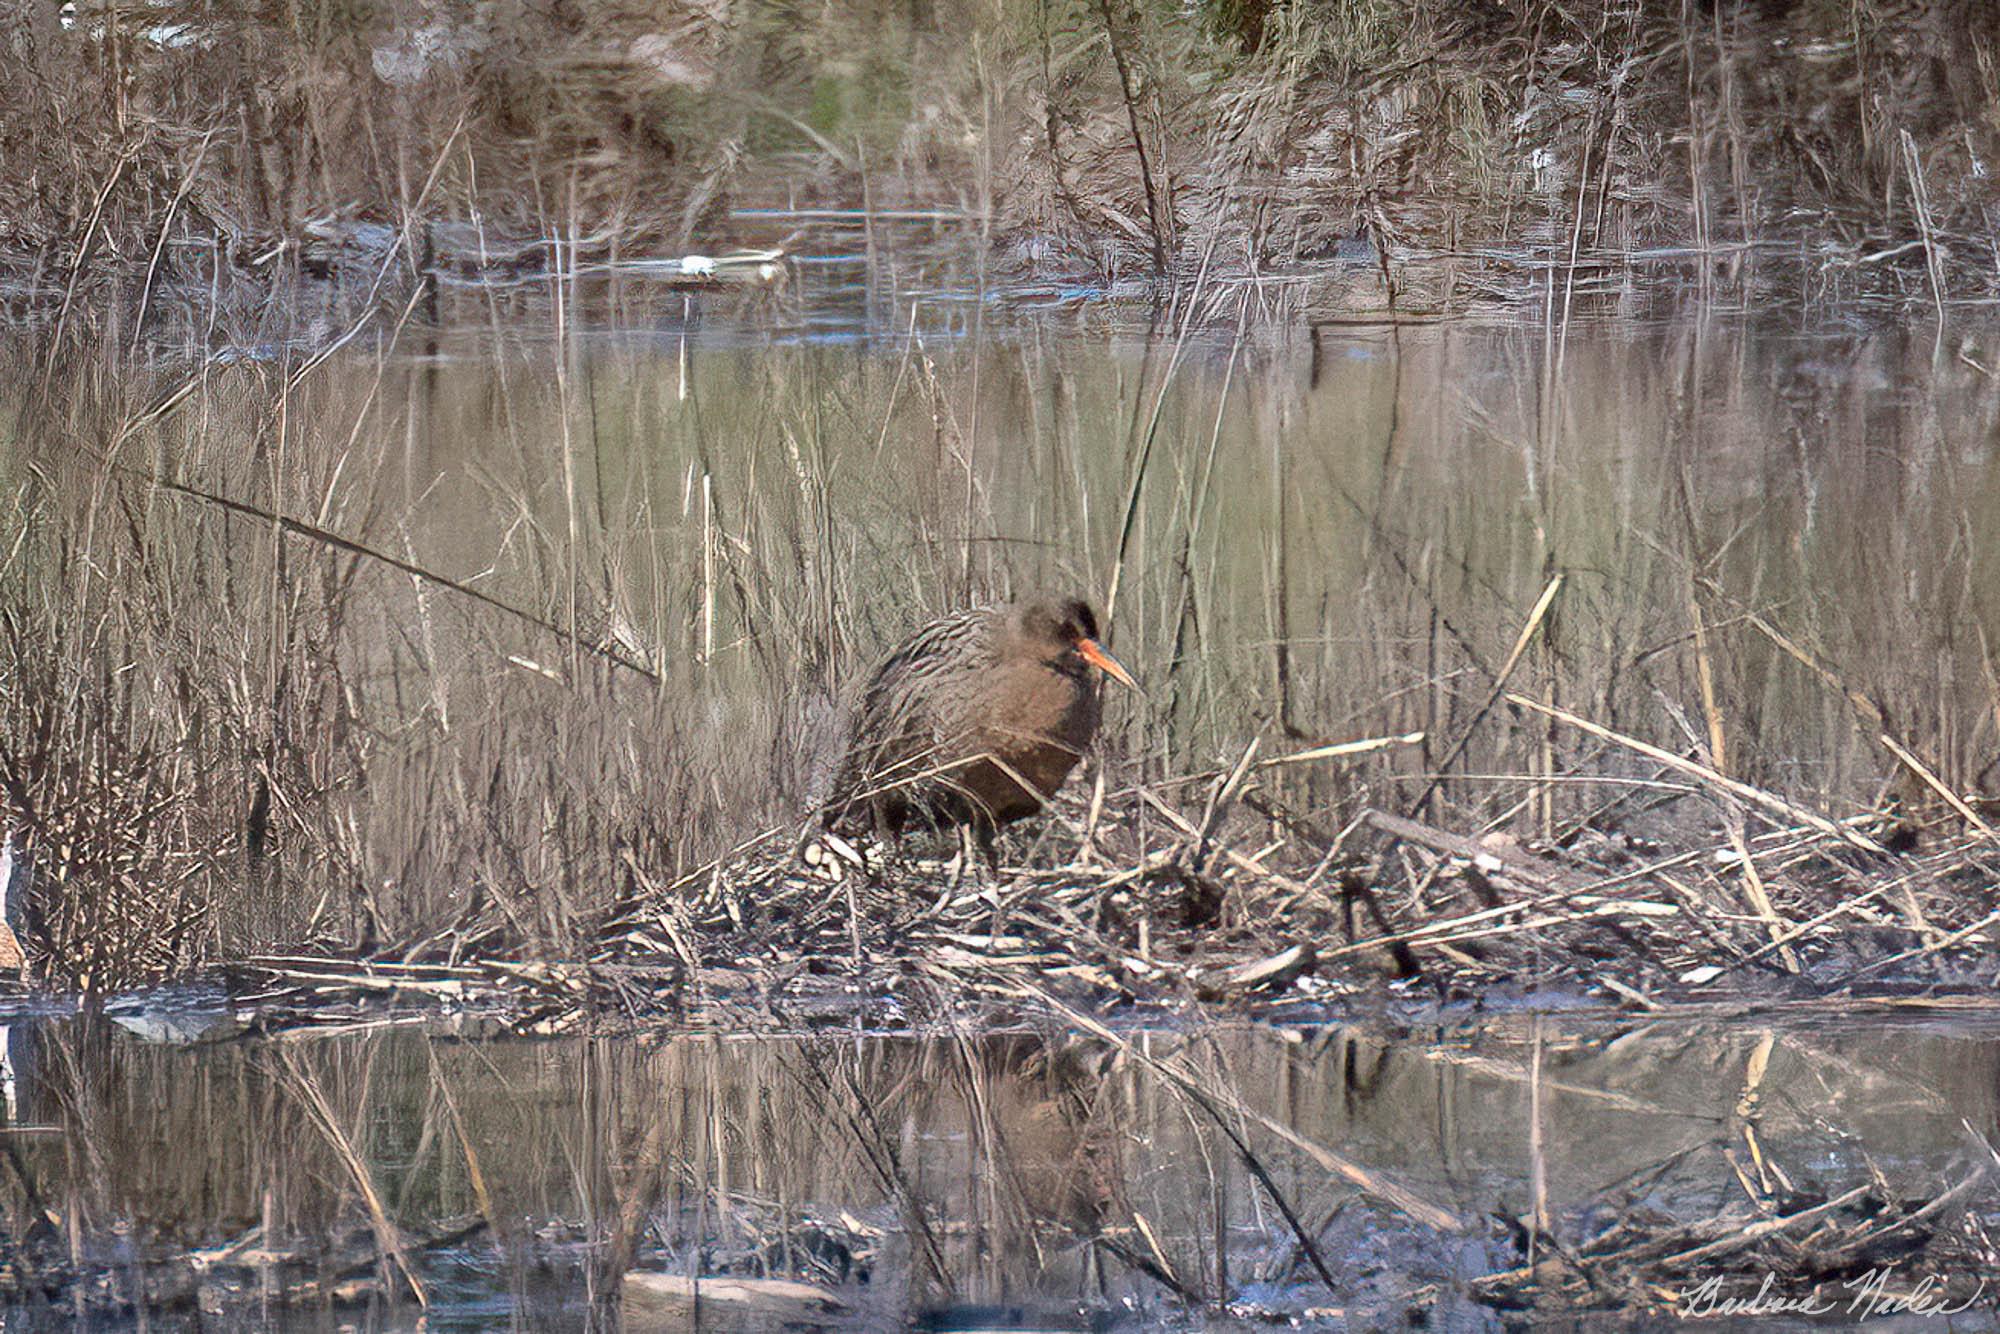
[1900,128,1948,326]
[1725,822,1799,973]
[1729,598,1979,859]
[1663,1183,1872,1267]
[1729,599,1886,729]
[1689,589,1798,970]
[1503,693,1886,854]
[1878,733,2000,844]
[1406,573,1562,819]
[279,1054,430,1306]
[116,462,660,681]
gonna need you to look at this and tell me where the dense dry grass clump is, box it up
[0,335,713,986]
[3,0,1999,307]
[1006,0,2000,289]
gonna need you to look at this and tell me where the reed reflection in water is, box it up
[0,1009,1988,1327]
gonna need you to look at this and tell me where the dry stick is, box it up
[1405,574,1563,819]
[1830,1166,1989,1263]
[1527,1021,1549,1265]
[1425,1049,1701,1119]
[1134,786,1328,929]
[1900,128,1949,328]
[1661,1183,1872,1268]
[104,116,463,457]
[120,466,660,681]
[1163,290,1250,750]
[1375,904,1681,959]
[45,141,141,373]
[1730,604,1884,728]
[551,194,583,677]
[1689,595,1798,972]
[1503,694,1886,854]
[1878,734,2000,843]
[1194,735,1260,872]
[425,1047,498,1233]
[1111,731,1425,795]
[1095,0,1168,275]
[269,111,469,407]
[1331,815,1797,962]
[130,128,219,357]
[1734,599,1987,853]
[1694,873,1915,985]
[1839,904,2000,984]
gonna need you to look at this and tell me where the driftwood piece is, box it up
[622,1272,850,1330]
[1196,942,1315,999]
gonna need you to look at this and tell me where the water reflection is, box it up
[0,1008,1989,1328]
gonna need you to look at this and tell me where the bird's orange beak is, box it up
[1077,638,1137,690]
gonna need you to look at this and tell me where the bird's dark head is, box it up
[1017,597,1136,689]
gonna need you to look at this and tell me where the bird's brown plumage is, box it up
[812,597,1133,859]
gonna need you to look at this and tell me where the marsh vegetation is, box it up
[6,0,1999,306]
[4,0,2000,1326]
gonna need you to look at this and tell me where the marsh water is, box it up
[10,236,2000,1325]
[0,1001,1992,1330]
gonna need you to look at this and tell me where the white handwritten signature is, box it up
[1678,1268,1985,1320]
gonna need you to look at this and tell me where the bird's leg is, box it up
[976,820,1013,939]
[946,823,976,893]
[864,798,908,884]
[973,821,1001,883]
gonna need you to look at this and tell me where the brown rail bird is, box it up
[806,597,1136,874]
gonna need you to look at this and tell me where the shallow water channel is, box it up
[0,1000,1993,1329]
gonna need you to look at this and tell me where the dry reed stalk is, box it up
[1424,1047,1692,1118]
[1504,694,1885,854]
[124,466,659,681]
[1878,734,2000,844]
[1732,1033,1778,1194]
[1102,224,1220,625]
[1094,0,1168,274]
[130,129,219,356]
[1333,811,1756,962]
[1407,574,1563,819]
[1527,1020,1549,1266]
[1024,983,1460,1248]
[1900,128,1948,325]
[1840,905,2000,983]
[1662,1183,1872,1267]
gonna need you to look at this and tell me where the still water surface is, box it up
[0,1002,1993,1329]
